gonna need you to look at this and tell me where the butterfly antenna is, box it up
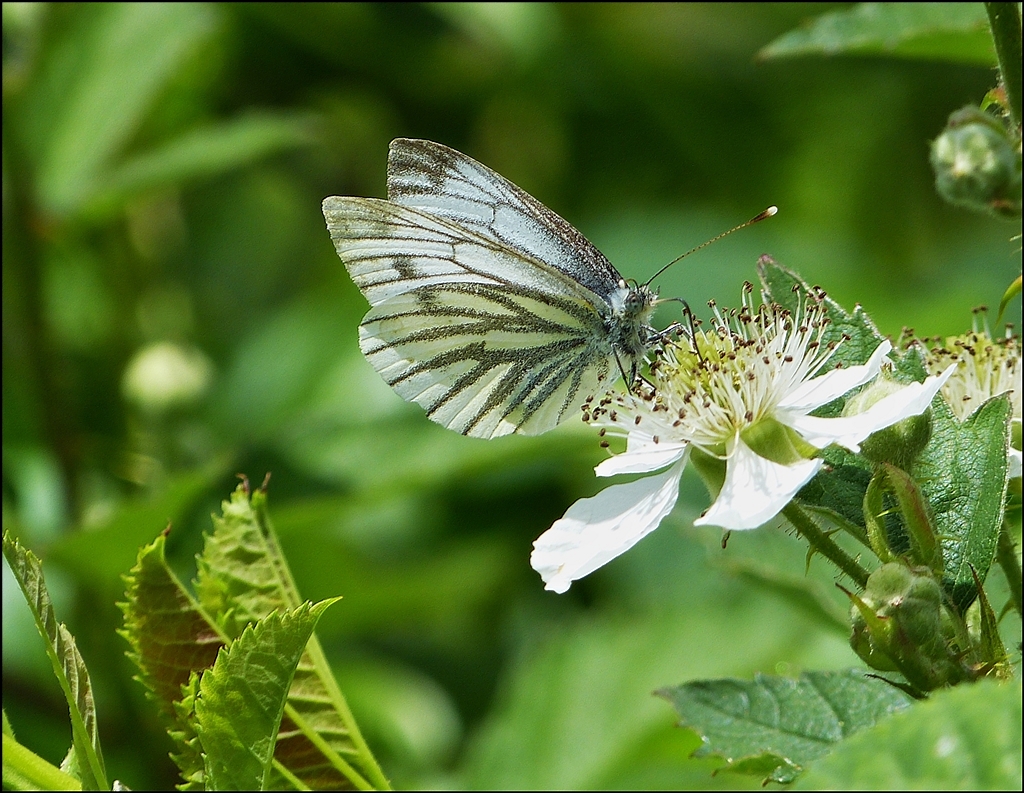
[644,206,778,288]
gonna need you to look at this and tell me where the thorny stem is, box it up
[782,501,870,588]
[986,2,1023,128]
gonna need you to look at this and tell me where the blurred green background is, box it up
[3,3,1019,789]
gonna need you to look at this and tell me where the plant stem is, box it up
[996,521,1022,618]
[782,502,870,588]
[986,2,1023,127]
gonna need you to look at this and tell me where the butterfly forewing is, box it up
[387,139,625,298]
[323,139,653,439]
[323,197,601,308]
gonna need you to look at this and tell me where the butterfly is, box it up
[322,138,659,439]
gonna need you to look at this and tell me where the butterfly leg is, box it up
[646,301,705,370]
[613,349,636,392]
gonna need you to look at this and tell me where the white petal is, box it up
[782,365,955,452]
[779,341,892,412]
[693,439,821,530]
[595,431,688,477]
[531,459,686,593]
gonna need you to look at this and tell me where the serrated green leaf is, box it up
[757,257,886,371]
[914,396,1012,611]
[657,669,912,784]
[170,673,207,791]
[33,3,218,215]
[195,486,302,634]
[893,342,929,384]
[119,532,226,720]
[194,600,336,791]
[760,3,994,66]
[194,484,389,790]
[118,532,225,788]
[83,112,315,218]
[2,531,108,791]
[795,680,1022,789]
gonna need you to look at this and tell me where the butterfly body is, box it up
[323,139,658,438]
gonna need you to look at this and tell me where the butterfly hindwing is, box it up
[361,282,614,437]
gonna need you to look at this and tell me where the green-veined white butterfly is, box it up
[323,139,759,439]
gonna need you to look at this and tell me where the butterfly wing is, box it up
[323,196,618,438]
[386,139,626,299]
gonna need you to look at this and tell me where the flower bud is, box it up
[847,377,932,469]
[930,106,1022,219]
[849,562,964,691]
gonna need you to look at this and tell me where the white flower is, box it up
[914,326,1021,478]
[532,286,955,594]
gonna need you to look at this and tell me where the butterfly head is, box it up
[606,280,657,360]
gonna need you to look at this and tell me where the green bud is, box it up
[847,376,932,470]
[930,106,1022,219]
[850,608,900,672]
[848,563,964,691]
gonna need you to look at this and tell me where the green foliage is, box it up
[194,601,336,791]
[760,260,1016,696]
[916,396,1012,611]
[118,484,389,790]
[794,679,1022,790]
[5,488,388,791]
[998,274,1022,325]
[458,597,853,790]
[760,3,995,65]
[2,532,107,791]
[88,112,316,218]
[658,669,912,784]
[119,531,221,720]
[10,4,310,221]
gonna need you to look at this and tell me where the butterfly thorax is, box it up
[605,281,657,360]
